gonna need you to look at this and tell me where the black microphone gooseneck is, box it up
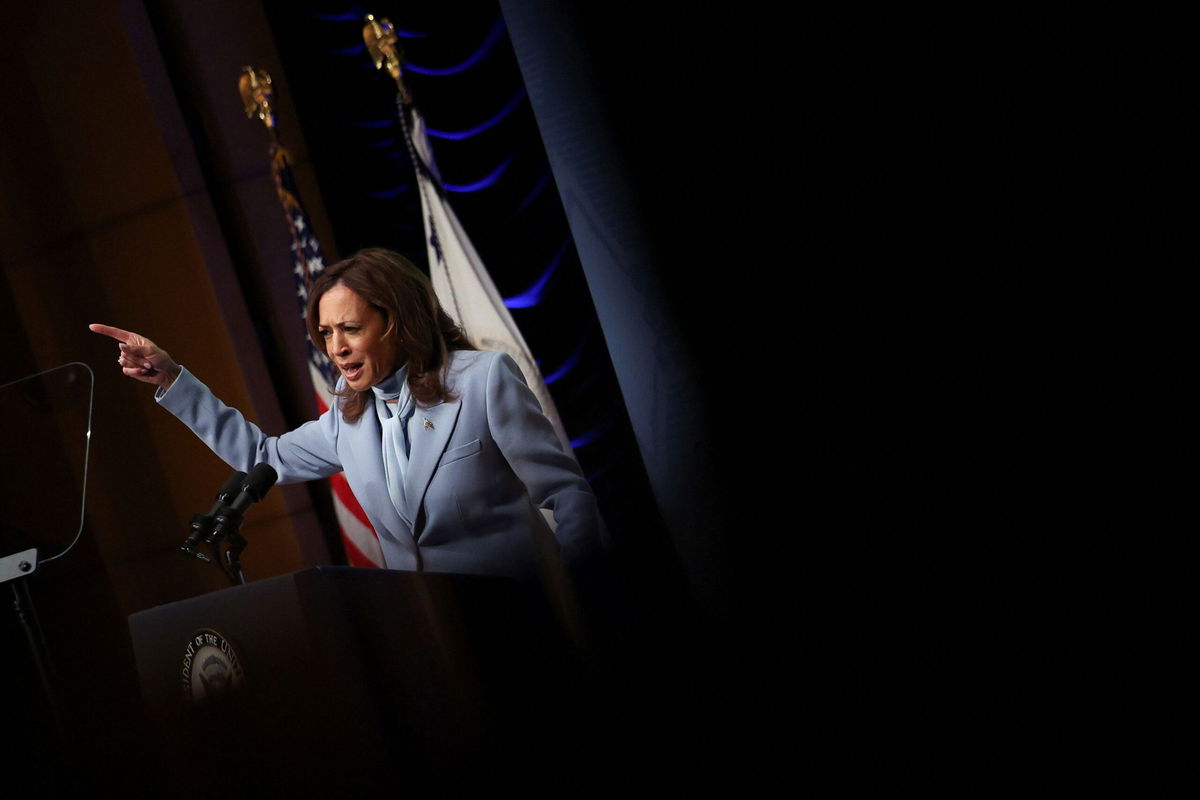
[180,464,277,585]
[208,463,278,586]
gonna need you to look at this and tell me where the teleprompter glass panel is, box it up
[0,362,94,563]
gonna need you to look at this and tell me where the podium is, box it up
[129,567,581,793]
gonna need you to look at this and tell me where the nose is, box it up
[330,331,350,356]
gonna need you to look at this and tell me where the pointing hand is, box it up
[89,323,182,390]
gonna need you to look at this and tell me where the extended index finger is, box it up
[88,323,138,344]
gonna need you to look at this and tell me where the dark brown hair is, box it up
[305,248,474,422]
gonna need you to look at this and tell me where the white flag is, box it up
[405,106,576,458]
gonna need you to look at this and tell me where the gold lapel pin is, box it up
[423,418,434,430]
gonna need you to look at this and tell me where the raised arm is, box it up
[89,323,342,483]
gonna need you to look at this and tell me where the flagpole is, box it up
[364,15,472,328]
[364,18,592,651]
[361,15,579,460]
[237,65,387,568]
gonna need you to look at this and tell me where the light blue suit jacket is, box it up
[158,349,601,580]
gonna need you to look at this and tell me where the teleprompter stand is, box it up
[0,363,95,755]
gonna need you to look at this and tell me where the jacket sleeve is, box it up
[155,366,343,483]
[484,353,604,565]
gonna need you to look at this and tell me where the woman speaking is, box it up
[90,248,603,582]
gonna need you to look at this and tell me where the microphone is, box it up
[182,470,246,560]
[205,463,278,544]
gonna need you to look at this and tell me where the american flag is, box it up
[270,144,384,568]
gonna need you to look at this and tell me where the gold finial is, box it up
[363,14,412,103]
[238,66,276,133]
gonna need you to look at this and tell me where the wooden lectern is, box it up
[129,567,582,794]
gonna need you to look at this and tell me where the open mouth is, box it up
[340,362,364,382]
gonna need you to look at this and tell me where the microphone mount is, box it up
[180,464,277,585]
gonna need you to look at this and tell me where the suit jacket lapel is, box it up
[404,398,462,534]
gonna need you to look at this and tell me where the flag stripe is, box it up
[329,471,374,533]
